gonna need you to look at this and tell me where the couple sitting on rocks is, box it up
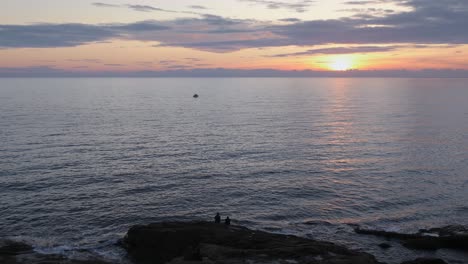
[214,213,230,225]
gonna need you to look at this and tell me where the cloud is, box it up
[0,66,69,76]
[184,58,202,62]
[93,2,180,13]
[36,59,56,63]
[0,20,173,48]
[92,2,120,8]
[340,7,396,17]
[343,0,388,5]
[270,0,468,46]
[0,23,117,48]
[165,64,191,69]
[270,46,399,57]
[126,5,176,13]
[279,18,302,22]
[157,38,289,51]
[1,0,468,52]
[239,0,315,13]
[67,59,102,63]
[136,61,154,65]
[189,5,207,10]
[158,60,179,65]
[112,21,171,31]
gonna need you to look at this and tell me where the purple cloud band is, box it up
[0,0,467,53]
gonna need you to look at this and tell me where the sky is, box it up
[1,0,468,76]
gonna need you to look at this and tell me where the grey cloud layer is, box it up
[92,2,120,8]
[93,2,180,13]
[270,46,398,57]
[239,0,315,13]
[127,5,175,12]
[0,24,116,48]
[1,0,468,52]
[269,44,451,57]
[189,5,207,10]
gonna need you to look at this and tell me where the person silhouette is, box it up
[225,216,231,225]
[214,213,221,223]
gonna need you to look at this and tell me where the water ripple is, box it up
[1,78,468,264]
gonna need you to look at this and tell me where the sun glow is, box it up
[328,55,355,71]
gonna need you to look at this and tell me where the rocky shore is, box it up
[122,221,382,264]
[354,225,468,251]
[2,222,467,264]
[0,240,109,264]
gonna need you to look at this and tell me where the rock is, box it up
[378,243,391,249]
[122,221,382,264]
[400,258,448,264]
[0,241,33,255]
[354,226,468,252]
[404,234,468,251]
[183,245,202,261]
[403,238,441,250]
[435,225,468,237]
[355,228,419,240]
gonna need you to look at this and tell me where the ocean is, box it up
[1,78,467,263]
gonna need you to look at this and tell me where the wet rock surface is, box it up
[400,258,448,264]
[378,243,392,249]
[354,225,468,252]
[122,221,383,264]
[0,241,33,256]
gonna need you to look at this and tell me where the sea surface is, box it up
[1,78,467,263]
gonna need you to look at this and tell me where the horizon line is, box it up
[2,67,468,78]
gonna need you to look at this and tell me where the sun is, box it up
[328,55,354,71]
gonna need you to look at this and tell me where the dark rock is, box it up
[378,243,392,249]
[403,238,441,250]
[355,227,419,240]
[0,241,33,255]
[122,221,382,264]
[435,225,468,237]
[183,245,202,261]
[419,225,468,238]
[404,234,468,251]
[354,226,468,252]
[400,258,448,264]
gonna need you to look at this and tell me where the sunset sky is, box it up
[1,0,468,76]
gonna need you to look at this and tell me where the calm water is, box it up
[1,78,467,263]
